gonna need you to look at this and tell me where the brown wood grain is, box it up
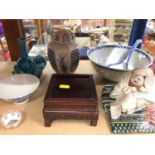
[2,19,25,61]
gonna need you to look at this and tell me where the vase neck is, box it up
[18,38,28,60]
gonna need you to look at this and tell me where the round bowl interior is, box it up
[87,44,153,82]
[88,45,153,71]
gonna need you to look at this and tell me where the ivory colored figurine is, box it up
[110,68,155,119]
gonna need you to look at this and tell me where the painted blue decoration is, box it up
[80,47,88,59]
[70,49,80,72]
[12,38,46,78]
[129,19,147,48]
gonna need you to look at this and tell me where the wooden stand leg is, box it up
[44,119,52,127]
[90,120,97,126]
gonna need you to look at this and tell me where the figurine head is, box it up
[130,68,155,91]
[130,72,145,87]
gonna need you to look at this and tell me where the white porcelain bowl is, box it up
[0,74,40,104]
[87,44,153,82]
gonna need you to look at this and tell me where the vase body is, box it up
[48,29,80,73]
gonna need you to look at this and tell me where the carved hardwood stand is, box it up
[43,74,99,127]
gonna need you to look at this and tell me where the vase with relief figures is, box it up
[12,38,46,78]
[48,29,80,73]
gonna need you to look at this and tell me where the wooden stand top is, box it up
[44,74,97,106]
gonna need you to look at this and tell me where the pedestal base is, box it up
[43,109,98,127]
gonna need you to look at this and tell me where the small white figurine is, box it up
[110,68,155,119]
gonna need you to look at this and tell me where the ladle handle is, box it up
[125,39,142,69]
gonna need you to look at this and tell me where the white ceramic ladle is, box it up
[107,39,142,69]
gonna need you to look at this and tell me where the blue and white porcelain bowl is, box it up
[87,44,153,82]
[0,74,40,104]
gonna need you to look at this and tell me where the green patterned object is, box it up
[102,84,155,133]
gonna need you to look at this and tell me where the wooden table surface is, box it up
[0,60,111,135]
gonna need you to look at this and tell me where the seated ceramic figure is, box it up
[110,68,155,119]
